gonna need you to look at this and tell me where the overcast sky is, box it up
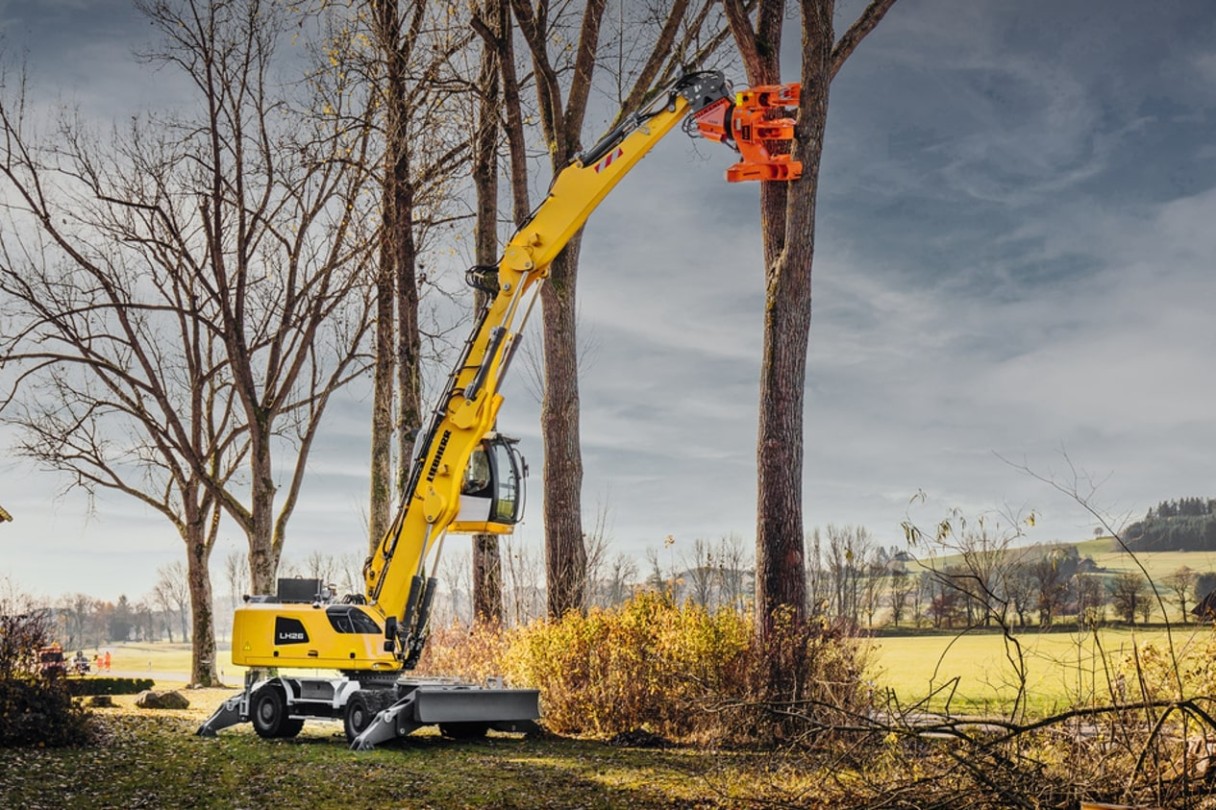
[1,0,1214,603]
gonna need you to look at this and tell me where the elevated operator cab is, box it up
[450,434,526,534]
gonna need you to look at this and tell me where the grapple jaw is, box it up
[694,82,803,182]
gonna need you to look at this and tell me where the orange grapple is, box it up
[693,83,802,182]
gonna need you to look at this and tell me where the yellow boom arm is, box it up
[230,72,759,672]
[358,73,738,667]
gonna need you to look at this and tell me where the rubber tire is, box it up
[343,692,376,743]
[439,722,490,740]
[251,686,303,739]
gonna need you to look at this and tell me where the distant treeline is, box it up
[1125,497,1216,552]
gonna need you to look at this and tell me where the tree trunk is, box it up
[541,239,588,617]
[501,0,704,618]
[183,500,218,686]
[471,0,505,625]
[368,0,419,557]
[729,0,896,638]
[369,221,395,555]
[473,534,504,623]
[393,176,423,495]
[249,435,279,595]
[768,8,835,626]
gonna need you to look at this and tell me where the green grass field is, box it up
[867,624,1215,714]
[86,642,237,685]
[0,703,819,809]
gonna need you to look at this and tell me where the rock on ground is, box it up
[135,690,190,710]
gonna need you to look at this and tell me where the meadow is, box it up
[867,624,1213,714]
[1078,536,1216,581]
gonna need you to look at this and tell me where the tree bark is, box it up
[471,0,505,624]
[726,0,898,637]
[366,0,446,561]
[540,239,588,617]
[473,535,505,623]
[185,521,218,686]
[370,242,395,554]
[393,176,423,496]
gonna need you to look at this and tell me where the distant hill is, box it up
[1124,497,1216,552]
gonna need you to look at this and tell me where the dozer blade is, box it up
[351,685,540,751]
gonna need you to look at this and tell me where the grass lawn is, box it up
[1091,547,1216,582]
[0,644,825,807]
[0,690,824,809]
[868,624,1214,714]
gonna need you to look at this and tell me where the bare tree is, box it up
[357,0,473,553]
[0,68,237,683]
[682,537,717,608]
[1029,548,1075,627]
[715,533,751,615]
[860,560,886,628]
[1005,561,1036,627]
[153,562,191,643]
[56,593,99,652]
[502,539,544,625]
[133,598,156,643]
[1109,570,1151,625]
[597,552,639,608]
[466,0,508,627]
[910,512,1030,629]
[222,549,249,614]
[824,524,873,624]
[1162,565,1197,624]
[336,552,366,597]
[135,0,377,596]
[436,548,472,627]
[0,0,376,683]
[924,567,963,629]
[304,551,339,589]
[887,568,913,627]
[1074,572,1106,627]
[724,0,899,638]
[583,502,614,607]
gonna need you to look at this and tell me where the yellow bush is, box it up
[417,593,871,744]
[414,621,512,685]
[502,590,752,737]
[1123,633,1216,703]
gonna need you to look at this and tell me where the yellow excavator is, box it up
[198,70,800,749]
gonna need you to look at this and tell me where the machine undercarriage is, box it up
[198,671,540,750]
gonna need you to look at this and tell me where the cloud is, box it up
[5,0,1216,599]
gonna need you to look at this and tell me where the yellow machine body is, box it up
[230,601,399,672]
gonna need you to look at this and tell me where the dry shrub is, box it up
[0,678,95,747]
[720,606,872,747]
[417,593,871,745]
[1127,635,1216,702]
[414,621,513,685]
[0,600,96,747]
[502,590,752,739]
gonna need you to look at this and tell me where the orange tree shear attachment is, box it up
[693,83,803,182]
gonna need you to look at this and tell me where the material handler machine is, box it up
[199,70,800,749]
